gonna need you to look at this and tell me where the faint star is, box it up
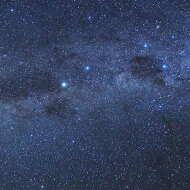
[158,104,163,109]
[144,43,148,48]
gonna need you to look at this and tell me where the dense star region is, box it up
[0,0,190,189]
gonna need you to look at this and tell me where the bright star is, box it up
[144,43,148,48]
[61,82,67,88]
[85,66,90,71]
[162,64,167,69]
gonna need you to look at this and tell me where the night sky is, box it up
[0,0,190,189]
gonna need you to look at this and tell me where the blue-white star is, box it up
[85,66,90,71]
[162,64,167,69]
[144,43,148,48]
[61,82,67,88]
[158,104,163,109]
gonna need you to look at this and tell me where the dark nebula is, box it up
[129,56,163,78]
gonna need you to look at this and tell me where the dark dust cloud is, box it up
[0,0,190,189]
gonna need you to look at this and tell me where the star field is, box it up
[0,0,190,190]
